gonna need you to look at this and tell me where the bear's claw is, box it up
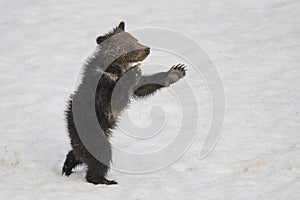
[171,63,187,76]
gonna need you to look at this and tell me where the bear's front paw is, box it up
[129,64,142,79]
[120,64,141,87]
[166,64,187,85]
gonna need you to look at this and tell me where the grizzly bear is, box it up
[62,22,187,185]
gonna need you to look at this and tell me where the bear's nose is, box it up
[145,47,150,54]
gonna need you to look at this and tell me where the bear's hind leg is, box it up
[62,150,82,176]
[86,158,117,185]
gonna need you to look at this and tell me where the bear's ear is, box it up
[117,21,125,31]
[96,36,106,44]
[96,22,125,44]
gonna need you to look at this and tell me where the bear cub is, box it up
[62,22,187,185]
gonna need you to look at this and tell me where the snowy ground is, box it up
[1,0,300,199]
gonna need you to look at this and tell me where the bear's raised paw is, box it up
[166,63,187,85]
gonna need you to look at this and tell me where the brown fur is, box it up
[62,22,187,185]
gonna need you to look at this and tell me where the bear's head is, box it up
[96,22,150,69]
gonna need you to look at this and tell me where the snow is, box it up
[1,0,299,199]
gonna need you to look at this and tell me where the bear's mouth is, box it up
[130,62,142,68]
[129,55,148,68]
[127,51,149,69]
